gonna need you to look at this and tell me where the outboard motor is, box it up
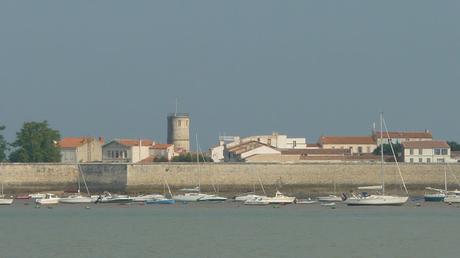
[341,193,348,201]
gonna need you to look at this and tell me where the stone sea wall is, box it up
[1,163,459,194]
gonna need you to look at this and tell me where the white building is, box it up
[402,140,454,163]
[102,139,154,163]
[211,133,308,162]
[319,136,377,154]
[59,137,104,163]
[373,131,432,145]
[149,144,175,161]
[224,141,281,162]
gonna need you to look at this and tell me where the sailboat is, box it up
[344,113,409,206]
[444,164,460,204]
[0,184,14,205]
[318,170,342,202]
[237,173,269,202]
[60,164,94,204]
[424,165,447,202]
[145,178,176,204]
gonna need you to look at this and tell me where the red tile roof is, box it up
[374,131,432,139]
[59,137,104,148]
[116,139,154,147]
[150,144,173,150]
[320,136,376,145]
[281,149,351,155]
[402,140,449,149]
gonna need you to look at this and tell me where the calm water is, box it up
[0,201,459,258]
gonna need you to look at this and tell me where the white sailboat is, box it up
[236,177,268,202]
[424,165,447,202]
[60,164,93,204]
[344,113,409,206]
[444,164,460,203]
[0,184,14,205]
[318,170,342,202]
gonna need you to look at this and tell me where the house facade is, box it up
[319,136,377,154]
[149,144,175,161]
[402,140,453,163]
[373,131,432,145]
[59,137,104,163]
[102,139,154,163]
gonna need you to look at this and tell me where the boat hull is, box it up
[0,199,14,205]
[424,194,445,202]
[344,196,408,206]
[444,195,460,203]
[59,196,93,204]
[145,199,176,204]
[36,199,60,205]
[318,195,343,202]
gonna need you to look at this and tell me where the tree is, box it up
[171,153,212,162]
[0,125,7,161]
[9,121,61,162]
[373,143,403,157]
[447,141,460,151]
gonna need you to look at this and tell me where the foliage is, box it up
[447,141,460,151]
[9,121,61,162]
[0,125,7,162]
[153,156,169,162]
[171,153,212,162]
[373,143,403,157]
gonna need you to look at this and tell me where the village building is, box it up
[102,139,154,163]
[318,136,377,154]
[58,137,104,163]
[373,130,432,145]
[149,144,175,161]
[402,140,454,163]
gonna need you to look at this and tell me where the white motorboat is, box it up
[59,194,93,204]
[198,194,227,202]
[296,198,318,204]
[95,192,133,204]
[244,197,270,206]
[444,190,460,203]
[133,194,165,202]
[0,184,13,205]
[267,191,296,204]
[344,114,409,206]
[35,193,60,205]
[317,195,343,203]
[173,192,208,202]
[234,194,266,202]
[29,193,46,199]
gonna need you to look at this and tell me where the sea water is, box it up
[0,201,459,258]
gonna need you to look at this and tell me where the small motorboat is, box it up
[296,198,318,204]
[234,194,265,202]
[244,197,270,206]
[317,195,343,202]
[267,191,296,205]
[198,194,227,202]
[29,193,46,199]
[59,194,93,204]
[173,193,208,202]
[35,193,60,205]
[145,198,176,205]
[133,194,165,202]
[15,195,31,200]
[95,192,133,204]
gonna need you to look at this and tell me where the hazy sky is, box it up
[1,1,459,149]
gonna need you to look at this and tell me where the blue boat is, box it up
[144,198,176,205]
[424,193,446,202]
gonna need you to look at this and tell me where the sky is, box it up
[1,1,459,149]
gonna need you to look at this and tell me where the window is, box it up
[419,158,423,163]
[437,158,445,163]
[178,120,181,127]
[367,147,371,153]
[410,158,414,163]
[185,120,188,127]
[107,151,111,158]
[124,151,128,158]
[293,141,297,148]
[434,149,441,155]
[410,149,414,155]
[267,139,271,145]
[427,158,431,163]
[418,149,422,155]
[441,149,448,155]
[115,151,119,158]
[358,146,363,154]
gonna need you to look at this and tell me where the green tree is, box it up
[447,141,460,151]
[0,125,7,161]
[171,153,212,162]
[373,143,403,157]
[9,121,61,162]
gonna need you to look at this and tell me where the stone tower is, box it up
[167,113,190,152]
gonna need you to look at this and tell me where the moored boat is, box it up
[59,194,93,204]
[244,197,270,206]
[145,198,176,204]
[0,184,14,205]
[133,194,165,202]
[95,192,133,204]
[35,193,60,205]
[267,191,296,204]
[317,195,342,203]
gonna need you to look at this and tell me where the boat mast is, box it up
[79,164,91,196]
[196,134,201,193]
[380,112,385,195]
[444,163,448,192]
